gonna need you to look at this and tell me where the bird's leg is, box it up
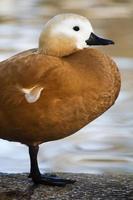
[28,145,76,186]
[28,145,41,179]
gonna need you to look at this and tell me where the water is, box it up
[0,0,133,174]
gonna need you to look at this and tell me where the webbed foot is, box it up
[32,174,76,186]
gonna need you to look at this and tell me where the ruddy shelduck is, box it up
[0,14,121,186]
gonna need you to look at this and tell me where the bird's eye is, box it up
[73,26,80,31]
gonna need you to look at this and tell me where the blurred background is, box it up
[0,0,133,174]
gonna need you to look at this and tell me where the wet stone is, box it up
[0,173,133,200]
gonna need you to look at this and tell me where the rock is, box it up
[0,173,133,200]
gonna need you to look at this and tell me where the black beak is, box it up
[85,32,114,46]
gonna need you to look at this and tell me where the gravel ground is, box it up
[0,173,133,200]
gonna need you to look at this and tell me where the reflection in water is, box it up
[0,0,133,174]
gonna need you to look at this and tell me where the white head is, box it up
[39,13,114,57]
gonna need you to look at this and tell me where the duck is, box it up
[0,13,121,186]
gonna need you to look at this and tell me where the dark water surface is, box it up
[0,0,133,174]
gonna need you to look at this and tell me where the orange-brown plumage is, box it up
[0,48,120,145]
[0,13,121,186]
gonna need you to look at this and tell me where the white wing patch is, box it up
[21,86,44,103]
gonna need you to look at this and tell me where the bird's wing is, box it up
[0,49,58,104]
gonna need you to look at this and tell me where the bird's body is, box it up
[0,13,121,186]
[0,48,120,145]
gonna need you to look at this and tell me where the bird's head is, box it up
[39,13,114,57]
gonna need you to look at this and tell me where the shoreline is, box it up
[0,173,133,199]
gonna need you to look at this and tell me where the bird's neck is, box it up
[39,33,78,57]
